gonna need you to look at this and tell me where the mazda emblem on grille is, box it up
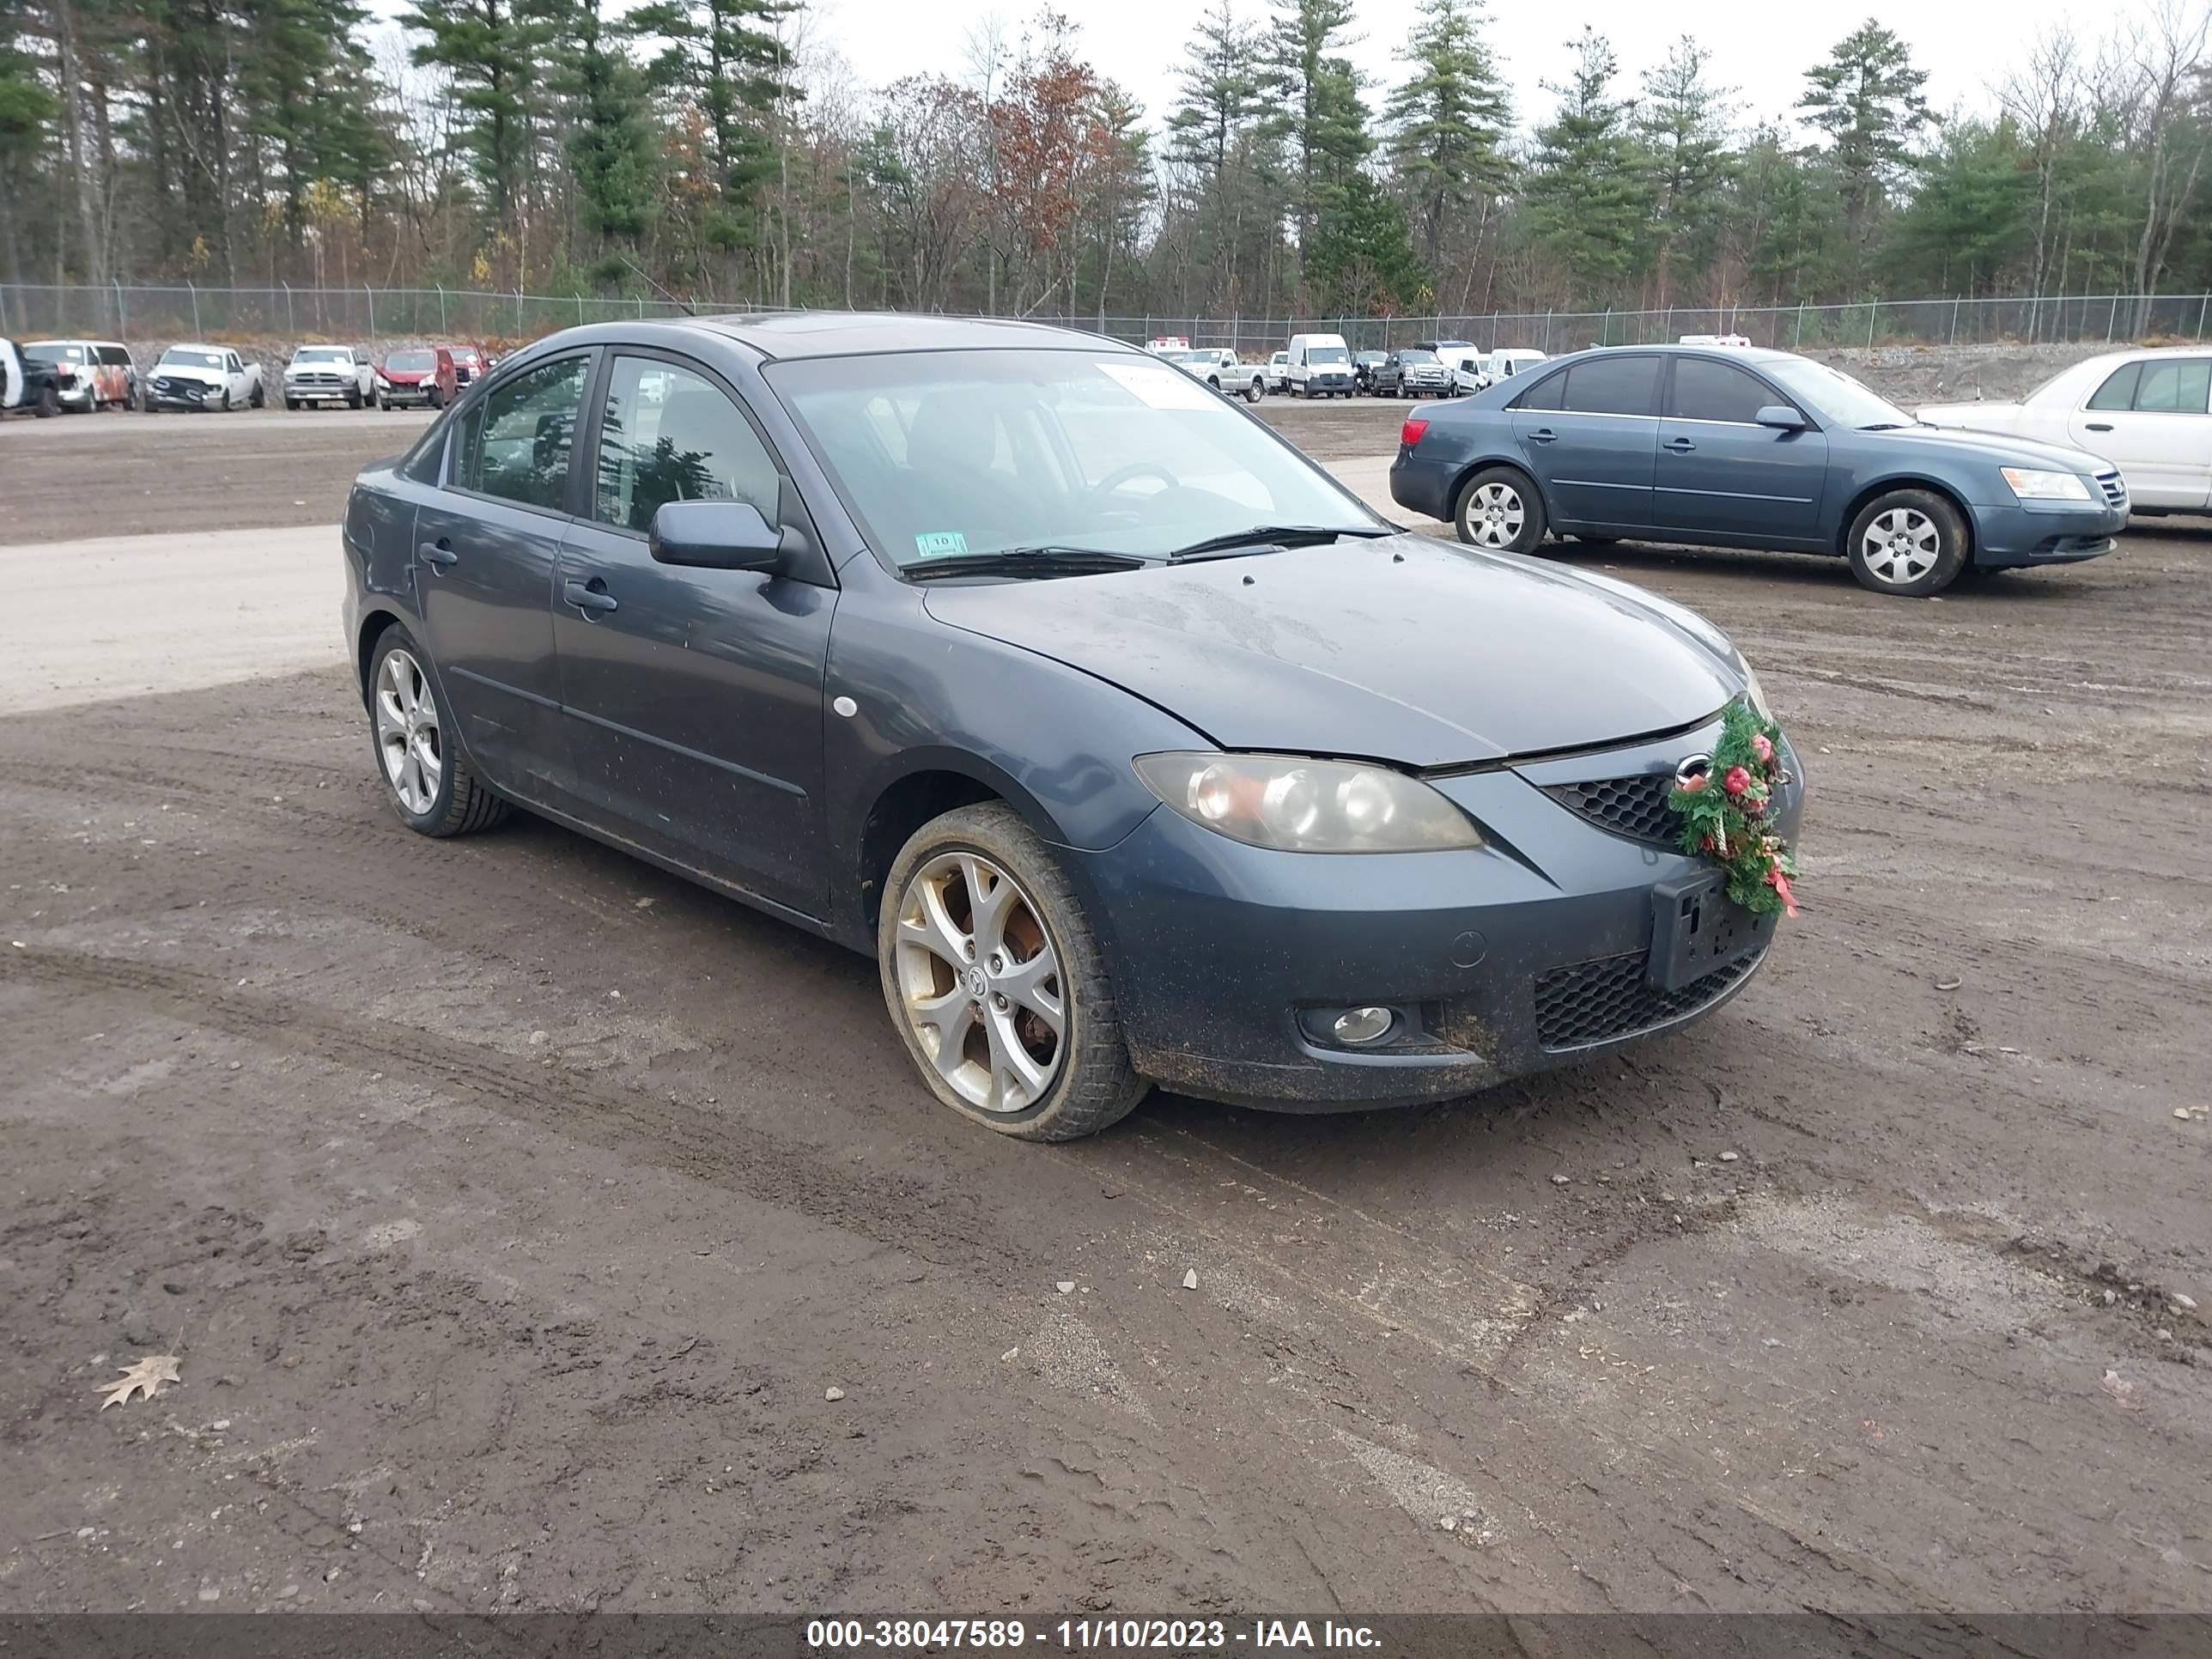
[1674,754,1713,789]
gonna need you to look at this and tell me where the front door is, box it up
[553,350,836,915]
[1511,354,1661,532]
[1654,356,1828,544]
[2069,356,2212,509]
[413,349,594,799]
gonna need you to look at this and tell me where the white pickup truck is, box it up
[284,344,379,410]
[1165,348,1268,403]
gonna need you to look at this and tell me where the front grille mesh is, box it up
[1540,773,1680,846]
[1534,949,1760,1051]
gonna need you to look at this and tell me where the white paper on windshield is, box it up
[1095,358,1218,410]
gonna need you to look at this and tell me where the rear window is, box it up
[2087,363,2140,410]
[98,344,131,365]
[1511,371,1566,412]
[1561,356,1660,416]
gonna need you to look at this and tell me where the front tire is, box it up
[367,627,512,838]
[878,803,1146,1141]
[1846,489,1968,597]
[33,385,58,417]
[1454,465,1547,554]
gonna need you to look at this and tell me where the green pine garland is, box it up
[1668,701,1800,917]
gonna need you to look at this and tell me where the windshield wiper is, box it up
[1858,421,1911,430]
[903,545,1146,580]
[1166,524,1391,562]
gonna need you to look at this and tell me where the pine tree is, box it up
[1797,19,1933,244]
[624,0,798,250]
[1307,167,1424,312]
[1638,36,1733,307]
[400,0,538,228]
[1261,0,1369,276]
[1383,0,1510,267]
[1522,27,1650,307]
[562,0,654,258]
[1168,0,1260,185]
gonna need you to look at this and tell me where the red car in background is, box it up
[447,345,488,387]
[375,346,457,410]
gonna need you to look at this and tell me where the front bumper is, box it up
[1299,373,1354,393]
[380,382,434,404]
[1971,497,2127,568]
[54,380,94,410]
[148,380,223,409]
[1074,716,1804,1110]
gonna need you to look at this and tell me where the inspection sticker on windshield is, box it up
[1096,359,1217,410]
[915,530,969,557]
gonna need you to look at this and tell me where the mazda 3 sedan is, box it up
[1390,344,2127,596]
[342,314,1803,1140]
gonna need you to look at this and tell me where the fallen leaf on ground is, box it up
[98,1354,181,1409]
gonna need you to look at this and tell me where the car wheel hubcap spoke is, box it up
[374,648,441,815]
[1468,483,1524,547]
[894,850,1065,1115]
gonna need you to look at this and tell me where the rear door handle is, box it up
[1662,437,1696,453]
[418,538,458,568]
[2086,422,2114,432]
[1528,428,1557,444]
[563,577,618,616]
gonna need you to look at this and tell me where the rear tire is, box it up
[1846,489,1969,597]
[1244,379,1263,403]
[249,382,264,409]
[366,626,513,838]
[1454,465,1547,554]
[878,802,1146,1142]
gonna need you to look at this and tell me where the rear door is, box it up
[2068,356,2212,508]
[552,349,836,914]
[1654,356,1828,544]
[413,349,594,799]
[1512,354,1661,532]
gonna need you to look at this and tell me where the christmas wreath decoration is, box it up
[1668,700,1799,918]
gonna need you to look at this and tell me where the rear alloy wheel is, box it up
[1454,465,1547,554]
[879,803,1146,1141]
[1847,489,1968,597]
[1244,379,1264,403]
[368,628,512,837]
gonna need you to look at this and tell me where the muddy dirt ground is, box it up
[1,396,2209,1620]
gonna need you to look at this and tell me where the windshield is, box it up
[386,350,434,372]
[769,349,1379,570]
[1305,346,1350,365]
[292,346,351,363]
[159,349,224,369]
[29,341,88,363]
[1764,356,1914,428]
[452,348,481,362]
[1399,349,1438,364]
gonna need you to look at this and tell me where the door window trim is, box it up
[2103,356,2212,416]
[440,347,601,522]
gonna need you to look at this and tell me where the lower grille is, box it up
[1534,948,1761,1051]
[2096,470,2127,508]
[1540,773,1680,846]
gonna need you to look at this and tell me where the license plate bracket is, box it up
[1648,871,1775,992]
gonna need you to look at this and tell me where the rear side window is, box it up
[453,355,590,511]
[1562,356,1660,416]
[2132,358,2211,413]
[1668,358,1776,424]
[1512,371,1566,412]
[2087,363,2139,410]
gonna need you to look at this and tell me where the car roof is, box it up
[682,310,1127,362]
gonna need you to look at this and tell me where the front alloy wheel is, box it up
[879,803,1145,1139]
[1846,489,1968,596]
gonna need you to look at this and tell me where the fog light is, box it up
[1331,1006,1395,1047]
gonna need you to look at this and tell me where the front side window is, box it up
[2131,358,2211,413]
[769,349,1375,568]
[593,356,780,532]
[454,355,589,510]
[1562,356,1660,416]
[1668,358,1778,424]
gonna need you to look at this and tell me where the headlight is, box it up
[1133,752,1483,853]
[1741,662,1773,723]
[2001,466,2091,502]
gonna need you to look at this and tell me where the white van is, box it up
[1285,333,1355,398]
[1484,349,1549,386]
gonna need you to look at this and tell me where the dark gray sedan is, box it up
[343,314,1802,1140]
[1390,345,2128,595]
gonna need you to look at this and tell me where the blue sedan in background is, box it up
[1390,344,2129,596]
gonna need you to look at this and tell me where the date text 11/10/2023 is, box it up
[805,1618,1382,1650]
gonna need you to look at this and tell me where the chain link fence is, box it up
[5,283,2210,356]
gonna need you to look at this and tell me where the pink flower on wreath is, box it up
[1723,765,1752,796]
[1751,733,1774,764]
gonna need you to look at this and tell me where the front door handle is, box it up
[418,538,458,568]
[1528,427,1557,444]
[1662,437,1696,453]
[563,577,618,617]
[2085,422,2114,432]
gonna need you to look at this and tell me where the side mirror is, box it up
[1756,404,1807,430]
[649,500,782,571]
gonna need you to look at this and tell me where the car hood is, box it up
[922,535,1744,768]
[1878,418,2097,471]
[380,368,430,382]
[287,362,350,375]
[155,363,228,385]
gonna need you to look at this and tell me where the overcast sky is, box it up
[786,0,2112,136]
